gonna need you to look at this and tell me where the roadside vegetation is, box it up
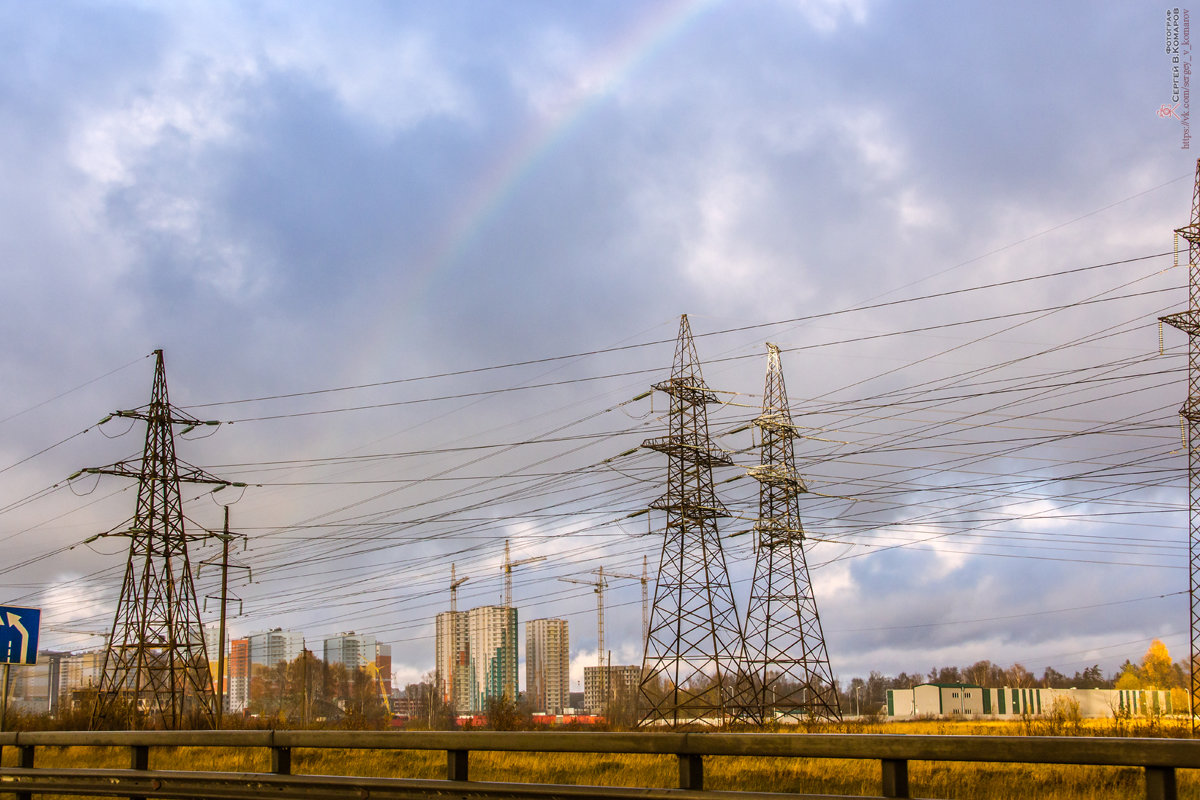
[3,718,1199,799]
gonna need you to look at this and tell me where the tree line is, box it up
[841,640,1191,716]
[240,652,390,727]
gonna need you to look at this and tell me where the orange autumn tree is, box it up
[1114,639,1188,711]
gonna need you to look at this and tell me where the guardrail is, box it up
[0,729,1195,800]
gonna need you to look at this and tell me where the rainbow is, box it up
[380,0,719,335]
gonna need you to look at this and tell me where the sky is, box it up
[1,0,1197,696]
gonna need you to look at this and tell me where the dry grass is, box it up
[3,719,1199,799]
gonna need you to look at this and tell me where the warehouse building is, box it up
[886,682,1173,719]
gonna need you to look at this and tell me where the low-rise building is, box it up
[583,664,641,714]
[886,682,1172,719]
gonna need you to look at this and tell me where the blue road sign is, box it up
[0,606,40,665]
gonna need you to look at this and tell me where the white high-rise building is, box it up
[526,618,569,714]
[324,632,377,669]
[435,611,470,711]
[466,605,517,714]
[248,628,306,670]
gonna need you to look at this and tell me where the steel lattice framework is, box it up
[741,343,841,722]
[89,350,239,729]
[1162,158,1200,729]
[638,315,753,727]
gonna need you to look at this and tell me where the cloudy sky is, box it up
[1,0,1196,694]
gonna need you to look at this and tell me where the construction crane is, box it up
[445,563,470,709]
[559,567,607,669]
[450,563,469,615]
[503,539,546,608]
[601,556,649,646]
[363,657,391,716]
[560,567,610,712]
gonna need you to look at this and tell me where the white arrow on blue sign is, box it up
[0,606,40,665]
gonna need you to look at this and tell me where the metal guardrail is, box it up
[0,729,1196,800]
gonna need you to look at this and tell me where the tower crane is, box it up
[599,555,649,647]
[445,563,470,708]
[560,567,609,710]
[450,563,469,615]
[503,539,546,608]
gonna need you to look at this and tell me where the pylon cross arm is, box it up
[1162,311,1200,337]
[746,464,807,492]
[1176,222,1200,243]
[642,437,735,467]
[651,378,721,405]
[754,413,798,435]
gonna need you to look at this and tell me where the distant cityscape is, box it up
[6,607,638,720]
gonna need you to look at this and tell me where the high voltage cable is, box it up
[189,284,1176,425]
[199,367,1180,585]
[179,251,1171,412]
[833,591,1188,633]
[5,250,1186,666]
[0,354,149,427]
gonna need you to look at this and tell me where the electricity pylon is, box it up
[85,349,243,729]
[741,343,841,722]
[1161,157,1200,730]
[638,314,753,727]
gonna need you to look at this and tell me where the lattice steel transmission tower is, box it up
[638,314,753,727]
[1161,157,1200,729]
[86,350,241,729]
[741,343,841,722]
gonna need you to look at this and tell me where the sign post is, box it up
[0,605,41,732]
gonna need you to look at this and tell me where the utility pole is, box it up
[84,349,245,730]
[741,343,841,722]
[200,506,249,728]
[302,647,309,727]
[503,539,545,609]
[639,315,751,727]
[1161,157,1200,732]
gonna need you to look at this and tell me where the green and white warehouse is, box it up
[886,683,1172,719]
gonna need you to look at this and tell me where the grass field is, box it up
[2,719,1196,799]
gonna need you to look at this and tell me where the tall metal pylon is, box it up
[1161,157,1200,730]
[85,349,242,729]
[741,343,841,722]
[638,314,753,727]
